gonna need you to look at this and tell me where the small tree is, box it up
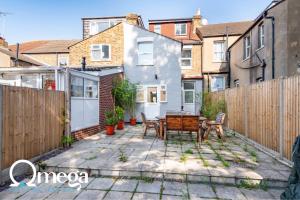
[201,92,226,120]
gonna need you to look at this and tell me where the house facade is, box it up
[228,0,300,87]
[9,40,79,67]
[196,21,252,91]
[148,11,203,114]
[69,14,182,120]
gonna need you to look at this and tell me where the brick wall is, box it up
[99,72,123,130]
[71,125,101,140]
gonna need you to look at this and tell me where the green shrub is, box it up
[105,111,118,126]
[61,135,74,147]
[115,106,124,121]
[201,92,226,120]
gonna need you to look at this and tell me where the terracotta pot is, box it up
[117,120,124,130]
[130,118,137,126]
[106,125,115,135]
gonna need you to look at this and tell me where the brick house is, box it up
[228,0,300,87]
[9,40,79,66]
[148,10,203,113]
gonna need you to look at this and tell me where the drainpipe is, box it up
[264,12,275,79]
[262,60,266,81]
[227,50,231,88]
[15,43,19,67]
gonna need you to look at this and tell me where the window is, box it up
[84,80,98,98]
[58,56,68,67]
[90,44,111,61]
[181,46,192,69]
[136,86,145,102]
[183,82,195,104]
[147,87,158,103]
[243,35,251,60]
[213,41,226,62]
[42,74,55,90]
[211,76,225,92]
[258,23,265,49]
[138,41,153,65]
[154,24,161,34]
[21,75,38,88]
[175,23,187,35]
[71,76,84,97]
[0,74,19,86]
[90,21,109,35]
[160,85,167,102]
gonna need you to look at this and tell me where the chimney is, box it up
[0,37,8,48]
[126,13,139,26]
[192,8,202,33]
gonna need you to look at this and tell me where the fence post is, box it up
[279,77,284,159]
[65,68,71,137]
[0,85,3,184]
[244,86,249,138]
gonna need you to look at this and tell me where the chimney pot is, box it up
[126,13,139,26]
[0,37,8,48]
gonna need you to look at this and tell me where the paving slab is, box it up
[111,179,138,192]
[163,181,188,196]
[103,191,133,200]
[75,190,106,200]
[240,188,275,200]
[132,193,160,200]
[215,185,246,200]
[86,178,115,190]
[188,183,217,199]
[136,181,162,193]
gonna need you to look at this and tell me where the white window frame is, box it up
[89,19,123,35]
[213,41,226,62]
[58,56,69,67]
[183,82,195,104]
[243,35,251,60]
[146,85,159,104]
[258,23,265,49]
[154,24,161,34]
[136,85,145,103]
[137,39,154,66]
[175,23,187,36]
[160,85,167,103]
[90,44,111,61]
[210,76,225,92]
[181,45,192,69]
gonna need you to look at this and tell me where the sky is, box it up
[1,0,272,44]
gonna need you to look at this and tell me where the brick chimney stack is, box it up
[192,8,202,33]
[126,13,139,26]
[0,37,8,48]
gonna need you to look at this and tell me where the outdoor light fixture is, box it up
[155,74,158,80]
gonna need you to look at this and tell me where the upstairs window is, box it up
[181,46,192,69]
[175,23,187,35]
[58,56,69,67]
[243,35,251,60]
[213,41,226,62]
[138,41,153,65]
[90,44,111,61]
[89,19,122,35]
[258,23,265,49]
[154,24,161,34]
[211,76,225,92]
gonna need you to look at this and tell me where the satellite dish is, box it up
[202,18,208,25]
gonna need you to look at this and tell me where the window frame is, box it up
[58,56,69,67]
[181,45,192,69]
[243,35,251,60]
[90,44,111,61]
[136,85,145,103]
[175,23,187,36]
[183,82,195,104]
[89,19,123,35]
[146,86,158,104]
[258,23,265,49]
[213,40,226,62]
[137,41,154,66]
[71,75,99,99]
[160,85,167,103]
[153,24,161,34]
[210,76,225,92]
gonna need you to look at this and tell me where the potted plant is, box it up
[115,106,125,130]
[127,82,137,126]
[105,111,118,135]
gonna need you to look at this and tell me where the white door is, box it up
[183,81,196,114]
[144,86,160,120]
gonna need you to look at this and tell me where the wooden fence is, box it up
[208,75,300,161]
[0,85,65,169]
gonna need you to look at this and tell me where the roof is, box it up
[197,21,253,38]
[228,0,286,50]
[149,18,192,24]
[181,39,202,45]
[9,40,80,54]
[0,47,44,66]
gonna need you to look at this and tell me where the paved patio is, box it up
[0,125,290,199]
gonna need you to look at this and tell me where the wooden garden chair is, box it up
[203,112,226,140]
[141,112,159,138]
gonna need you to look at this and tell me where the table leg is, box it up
[160,120,164,139]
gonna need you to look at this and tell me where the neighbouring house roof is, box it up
[181,39,202,45]
[228,0,286,50]
[196,21,253,38]
[9,40,80,54]
[82,15,145,28]
[149,18,193,24]
[0,47,44,66]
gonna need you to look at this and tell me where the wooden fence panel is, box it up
[208,75,300,161]
[1,86,65,169]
